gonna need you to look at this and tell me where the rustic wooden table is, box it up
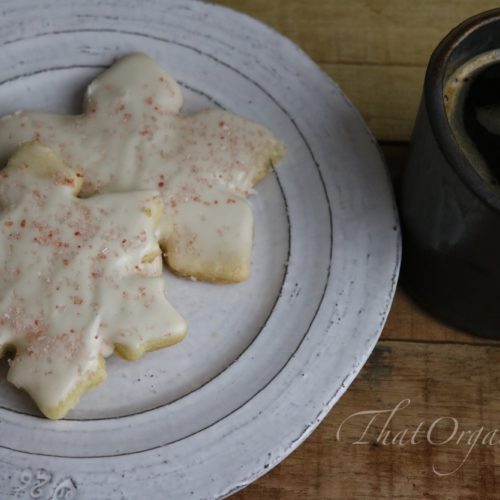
[212,1,500,498]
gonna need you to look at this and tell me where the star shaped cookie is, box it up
[0,53,286,282]
[0,143,187,419]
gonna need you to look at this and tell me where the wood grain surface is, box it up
[217,0,500,141]
[211,1,500,498]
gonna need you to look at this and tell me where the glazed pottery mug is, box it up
[401,9,500,338]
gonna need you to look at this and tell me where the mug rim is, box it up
[425,8,500,212]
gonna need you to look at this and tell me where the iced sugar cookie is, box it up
[0,53,286,282]
[0,143,187,419]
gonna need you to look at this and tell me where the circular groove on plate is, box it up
[0,70,295,425]
[0,49,331,457]
[0,41,329,433]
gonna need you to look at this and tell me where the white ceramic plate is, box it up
[0,1,400,498]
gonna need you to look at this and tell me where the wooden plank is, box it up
[325,63,424,141]
[216,0,500,66]
[234,341,500,499]
[382,289,500,345]
[214,1,500,140]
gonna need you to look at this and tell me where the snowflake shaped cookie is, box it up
[0,143,187,419]
[0,53,286,282]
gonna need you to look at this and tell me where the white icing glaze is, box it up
[0,53,286,282]
[0,143,187,416]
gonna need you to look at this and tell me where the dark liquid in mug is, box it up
[463,62,500,185]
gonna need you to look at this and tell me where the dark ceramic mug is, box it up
[401,9,500,338]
